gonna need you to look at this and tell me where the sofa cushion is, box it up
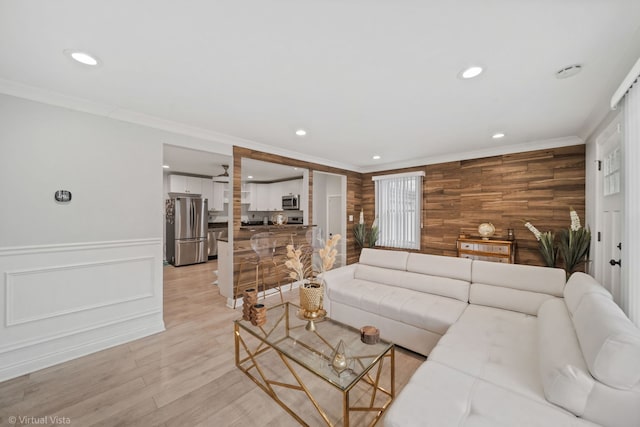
[407,252,472,282]
[355,260,470,302]
[384,361,599,427]
[428,304,545,402]
[359,248,408,270]
[401,270,469,302]
[470,283,557,315]
[538,298,594,416]
[354,264,408,287]
[572,292,640,389]
[564,272,612,316]
[328,278,467,335]
[471,260,566,296]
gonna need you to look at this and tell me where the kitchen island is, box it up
[217,224,317,308]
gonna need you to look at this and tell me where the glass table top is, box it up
[235,302,393,390]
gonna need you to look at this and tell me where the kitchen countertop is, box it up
[208,222,228,229]
[217,224,315,243]
[239,224,312,230]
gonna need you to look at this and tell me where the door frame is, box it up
[593,114,623,287]
[313,171,348,268]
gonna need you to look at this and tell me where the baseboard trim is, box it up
[0,310,165,382]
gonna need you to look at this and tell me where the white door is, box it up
[327,194,345,268]
[597,118,623,304]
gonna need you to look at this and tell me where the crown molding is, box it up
[0,79,358,172]
[359,136,585,173]
[0,79,585,175]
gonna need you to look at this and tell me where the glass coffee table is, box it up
[234,302,395,426]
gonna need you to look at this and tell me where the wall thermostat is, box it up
[54,190,72,202]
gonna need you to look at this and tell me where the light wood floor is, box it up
[0,261,425,426]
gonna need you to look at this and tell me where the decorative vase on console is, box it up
[478,222,495,240]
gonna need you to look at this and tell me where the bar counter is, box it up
[218,225,317,307]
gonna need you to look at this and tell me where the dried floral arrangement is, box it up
[284,231,342,282]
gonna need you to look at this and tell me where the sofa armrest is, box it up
[320,264,358,315]
[322,263,358,290]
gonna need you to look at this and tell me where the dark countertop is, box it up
[239,224,313,230]
[217,224,315,243]
[208,222,228,229]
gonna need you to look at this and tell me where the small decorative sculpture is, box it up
[330,339,348,375]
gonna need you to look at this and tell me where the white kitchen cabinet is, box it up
[256,184,272,211]
[268,182,284,211]
[246,183,272,211]
[245,183,257,210]
[245,180,304,211]
[211,181,227,211]
[241,183,251,204]
[201,178,214,208]
[281,179,302,197]
[168,174,203,195]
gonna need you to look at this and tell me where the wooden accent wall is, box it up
[233,146,363,265]
[361,145,586,266]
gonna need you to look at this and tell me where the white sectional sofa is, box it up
[321,248,640,427]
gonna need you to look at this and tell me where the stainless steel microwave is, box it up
[282,195,300,210]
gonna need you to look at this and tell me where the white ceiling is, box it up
[2,1,640,172]
[162,144,230,177]
[242,158,305,182]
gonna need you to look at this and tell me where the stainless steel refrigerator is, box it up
[166,197,208,266]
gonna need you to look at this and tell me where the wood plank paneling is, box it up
[233,145,584,268]
[362,145,586,267]
[233,146,363,267]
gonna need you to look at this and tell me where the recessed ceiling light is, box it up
[555,64,582,79]
[459,66,483,79]
[295,129,307,136]
[64,50,100,66]
[247,175,254,179]
[492,132,505,139]
[162,164,170,169]
[372,155,381,160]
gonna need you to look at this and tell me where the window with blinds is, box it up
[373,171,424,249]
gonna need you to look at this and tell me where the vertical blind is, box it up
[612,56,640,326]
[622,73,640,325]
[373,171,424,249]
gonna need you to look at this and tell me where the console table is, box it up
[456,237,516,264]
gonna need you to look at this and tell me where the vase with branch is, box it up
[558,208,591,277]
[353,210,379,248]
[524,208,591,277]
[285,231,342,324]
[524,221,557,268]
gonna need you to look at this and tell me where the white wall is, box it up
[0,94,228,381]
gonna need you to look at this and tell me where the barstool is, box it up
[233,250,260,309]
[234,232,286,309]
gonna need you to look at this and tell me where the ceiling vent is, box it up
[555,64,582,79]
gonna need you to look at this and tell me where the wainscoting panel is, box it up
[0,239,164,382]
[6,256,155,326]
